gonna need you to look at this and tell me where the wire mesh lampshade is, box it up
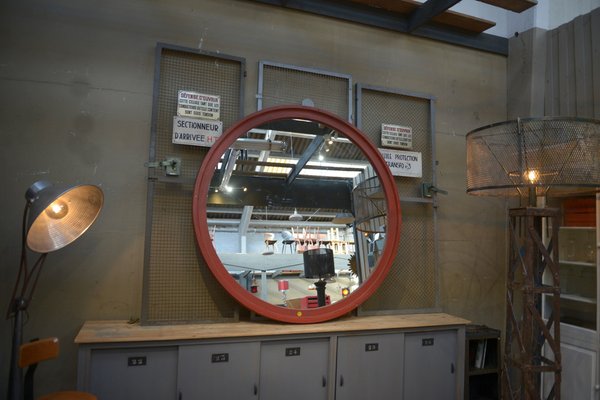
[466,117,600,198]
[25,181,104,253]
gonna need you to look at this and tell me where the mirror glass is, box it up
[193,106,400,323]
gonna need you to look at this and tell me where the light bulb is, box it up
[45,200,69,219]
[525,169,539,184]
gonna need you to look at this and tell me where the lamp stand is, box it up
[503,207,561,400]
[8,298,26,400]
[314,279,327,307]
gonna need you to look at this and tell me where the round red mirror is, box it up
[193,105,401,323]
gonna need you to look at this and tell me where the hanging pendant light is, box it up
[289,208,303,222]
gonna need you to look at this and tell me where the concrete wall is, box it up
[0,0,508,395]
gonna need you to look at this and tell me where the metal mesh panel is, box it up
[356,85,437,313]
[360,202,436,311]
[260,62,351,120]
[146,182,236,322]
[358,88,432,198]
[467,117,600,198]
[142,46,243,324]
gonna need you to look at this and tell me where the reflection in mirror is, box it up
[206,118,388,309]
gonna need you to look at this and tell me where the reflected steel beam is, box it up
[239,205,254,234]
[408,0,462,32]
[286,135,324,185]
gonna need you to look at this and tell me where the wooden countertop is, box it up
[75,313,470,344]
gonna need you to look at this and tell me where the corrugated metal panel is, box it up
[544,9,600,119]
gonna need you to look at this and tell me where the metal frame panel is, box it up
[355,83,439,314]
[258,60,353,122]
[142,43,246,324]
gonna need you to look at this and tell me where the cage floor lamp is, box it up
[6,181,103,400]
[466,117,600,400]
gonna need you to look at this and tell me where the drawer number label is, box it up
[211,353,229,363]
[285,347,301,357]
[422,338,435,346]
[365,343,379,352]
[127,356,147,366]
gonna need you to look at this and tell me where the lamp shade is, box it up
[303,248,335,279]
[25,181,104,253]
[466,117,600,197]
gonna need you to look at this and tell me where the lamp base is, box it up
[315,279,327,307]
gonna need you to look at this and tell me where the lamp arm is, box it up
[5,203,48,317]
[6,203,31,319]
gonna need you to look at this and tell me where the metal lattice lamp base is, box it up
[503,207,561,400]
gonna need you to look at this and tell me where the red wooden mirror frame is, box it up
[193,105,402,323]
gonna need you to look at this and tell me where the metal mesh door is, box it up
[142,44,245,324]
[356,84,438,313]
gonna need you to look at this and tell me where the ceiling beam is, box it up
[239,205,254,234]
[476,0,537,13]
[246,0,507,55]
[285,135,324,185]
[408,0,462,32]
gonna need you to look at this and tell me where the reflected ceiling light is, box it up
[289,208,303,221]
[7,180,104,400]
[230,138,287,152]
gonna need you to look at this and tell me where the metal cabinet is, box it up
[88,346,178,400]
[76,315,467,400]
[259,338,330,400]
[403,330,458,400]
[335,333,404,400]
[178,342,260,400]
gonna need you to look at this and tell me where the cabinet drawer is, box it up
[259,338,329,400]
[178,342,260,399]
[89,346,178,400]
[404,330,458,400]
[336,333,404,400]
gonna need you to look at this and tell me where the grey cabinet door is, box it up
[335,333,404,400]
[403,330,457,400]
[259,338,329,400]
[89,346,178,400]
[178,342,260,400]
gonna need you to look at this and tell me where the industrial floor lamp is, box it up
[466,117,600,400]
[6,181,103,400]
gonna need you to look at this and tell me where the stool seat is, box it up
[264,239,278,252]
[39,391,97,400]
[281,239,296,253]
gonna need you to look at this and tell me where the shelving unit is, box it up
[541,196,599,399]
[465,325,500,400]
[554,226,597,330]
